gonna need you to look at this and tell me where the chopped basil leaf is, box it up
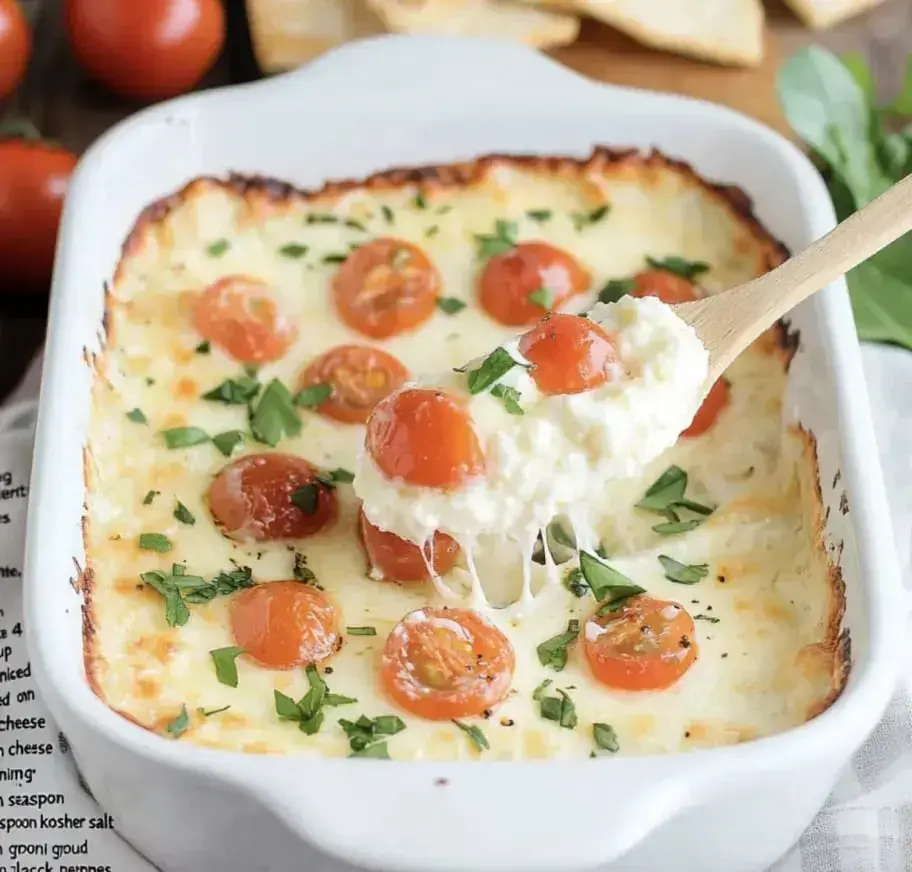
[539,688,577,729]
[425,225,439,238]
[536,619,579,671]
[528,287,555,311]
[306,213,338,224]
[278,243,308,258]
[293,552,317,584]
[490,383,524,415]
[295,383,333,408]
[165,591,190,627]
[652,519,704,535]
[315,467,355,488]
[339,713,405,755]
[347,626,377,636]
[673,498,715,516]
[571,205,610,231]
[593,722,619,753]
[166,705,190,738]
[595,583,648,616]
[526,209,552,222]
[141,565,252,625]
[694,614,720,623]
[452,719,489,752]
[324,692,358,706]
[273,664,355,735]
[637,465,688,511]
[381,205,394,224]
[658,555,709,584]
[207,239,229,257]
[532,678,552,701]
[474,219,517,261]
[162,426,210,449]
[646,255,710,280]
[323,253,348,264]
[563,567,589,597]
[598,278,636,304]
[579,551,644,606]
[350,741,391,759]
[344,218,367,232]
[249,379,301,447]
[210,646,244,687]
[414,191,427,209]
[173,501,195,526]
[198,705,231,717]
[139,532,171,553]
[212,430,245,457]
[465,347,528,395]
[145,377,156,385]
[142,490,159,505]
[274,689,302,720]
[437,297,467,315]
[202,376,261,405]
[291,484,319,514]
[195,340,211,354]
[126,408,147,424]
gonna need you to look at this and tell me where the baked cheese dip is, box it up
[83,148,848,760]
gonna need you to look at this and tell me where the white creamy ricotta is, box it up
[355,296,709,610]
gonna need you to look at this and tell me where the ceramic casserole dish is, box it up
[24,35,906,872]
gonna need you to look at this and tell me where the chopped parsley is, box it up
[249,379,301,447]
[571,205,610,231]
[536,619,579,671]
[527,287,555,311]
[206,239,229,257]
[452,720,489,752]
[563,567,588,597]
[273,664,354,735]
[295,383,333,408]
[344,218,367,232]
[636,465,715,533]
[381,205,394,224]
[212,430,245,457]
[173,501,195,525]
[464,347,529,395]
[413,191,427,210]
[306,213,338,224]
[658,555,709,585]
[425,225,439,238]
[646,255,710,280]
[162,426,210,449]
[195,340,211,354]
[490,383,524,415]
[278,243,309,258]
[474,219,517,260]
[210,646,245,687]
[526,209,552,222]
[579,551,644,611]
[652,519,704,535]
[538,688,577,729]
[142,490,159,505]
[598,278,636,304]
[140,564,254,627]
[126,408,147,424]
[339,714,405,757]
[532,678,552,701]
[437,297,467,315]
[592,723,619,753]
[292,552,317,585]
[138,532,171,553]
[315,467,355,487]
[166,705,190,738]
[346,626,377,636]
[322,253,348,264]
[202,376,261,405]
[291,484,319,514]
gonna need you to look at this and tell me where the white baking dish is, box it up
[24,35,907,872]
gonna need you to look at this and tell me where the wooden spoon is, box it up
[674,173,912,384]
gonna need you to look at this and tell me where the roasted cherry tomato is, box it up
[333,238,439,339]
[682,377,730,438]
[193,275,296,364]
[0,137,78,290]
[298,344,409,425]
[381,607,514,719]
[359,508,460,582]
[518,313,620,396]
[583,595,697,691]
[231,581,341,670]
[478,241,590,326]
[64,0,225,102]
[366,388,484,490]
[208,453,336,541]
[0,0,31,100]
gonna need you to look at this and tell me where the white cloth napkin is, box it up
[0,347,910,872]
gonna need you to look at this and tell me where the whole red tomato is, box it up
[0,137,78,290]
[64,0,225,102]
[0,0,31,100]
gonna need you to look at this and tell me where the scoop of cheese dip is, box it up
[354,295,709,608]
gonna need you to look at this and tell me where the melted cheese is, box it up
[85,154,844,760]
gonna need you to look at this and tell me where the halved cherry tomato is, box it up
[583,595,697,691]
[333,238,439,339]
[231,581,341,670]
[682,377,730,438]
[359,508,460,582]
[298,344,409,425]
[381,607,514,719]
[632,268,699,304]
[0,0,31,101]
[208,453,336,541]
[366,388,484,490]
[518,313,620,396]
[193,275,296,364]
[479,241,590,326]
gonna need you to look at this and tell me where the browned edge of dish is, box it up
[79,145,849,742]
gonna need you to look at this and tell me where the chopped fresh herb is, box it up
[344,218,367,232]
[532,678,552,701]
[142,490,159,505]
[325,692,358,706]
[315,467,355,487]
[528,287,555,311]
[273,664,354,735]
[579,551,644,607]
[162,426,210,449]
[278,243,308,258]
[571,204,610,231]
[346,626,377,636]
[465,347,528,395]
[139,532,171,553]
[694,614,721,623]
[437,297,467,315]
[474,219,517,261]
[652,519,704,535]
[202,376,261,405]
[350,742,391,759]
[339,714,405,756]
[295,383,333,408]
[145,377,156,385]
[526,209,552,222]
[452,719,489,752]
[539,688,577,729]
[166,705,190,738]
[593,723,619,753]
[207,239,229,257]
[490,383,524,415]
[598,278,636,304]
[537,619,580,671]
[413,191,427,209]
[126,408,147,424]
[425,225,439,238]
[212,430,245,457]
[141,565,253,625]
[637,465,688,511]
[249,379,301,447]
[381,205,394,224]
[306,213,338,225]
[322,253,348,265]
[173,501,196,526]
[274,689,303,720]
[658,555,709,584]
[195,340,211,354]
[646,256,710,280]
[198,705,231,717]
[210,646,245,688]
[563,567,589,597]
[292,552,317,584]
[291,484,319,514]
